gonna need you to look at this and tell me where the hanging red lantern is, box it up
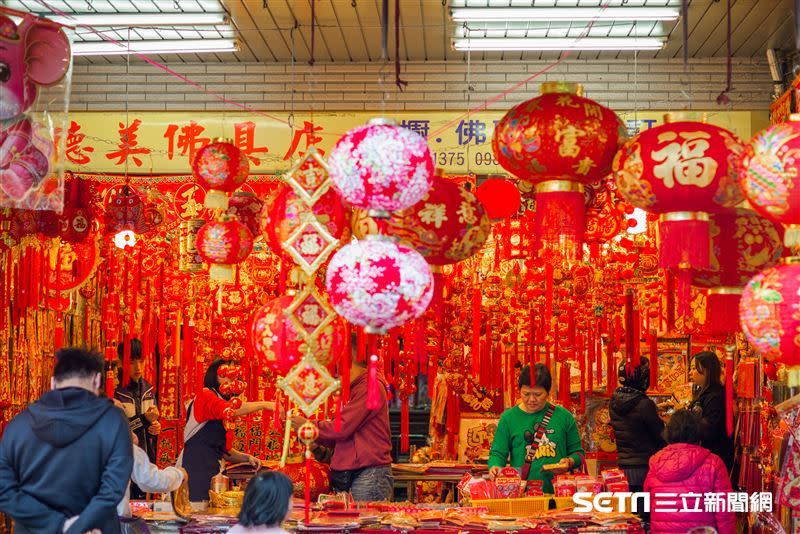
[262,183,349,259]
[614,118,743,270]
[474,178,521,220]
[327,119,434,216]
[351,175,490,265]
[326,236,434,334]
[740,260,800,385]
[192,139,250,210]
[196,217,253,282]
[226,191,263,238]
[693,209,783,335]
[739,115,800,249]
[493,82,626,260]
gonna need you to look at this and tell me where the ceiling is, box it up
[7,0,795,64]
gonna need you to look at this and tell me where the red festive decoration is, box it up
[226,191,263,238]
[693,209,783,335]
[474,178,521,220]
[275,457,330,501]
[192,139,250,210]
[196,217,253,282]
[739,116,800,249]
[614,118,743,270]
[493,82,625,260]
[740,260,800,385]
[104,184,143,234]
[351,176,490,265]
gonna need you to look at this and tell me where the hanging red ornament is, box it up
[196,217,253,282]
[474,178,521,220]
[614,117,743,270]
[327,119,434,216]
[352,175,490,265]
[493,82,626,260]
[104,184,143,235]
[226,191,263,238]
[740,260,800,385]
[739,115,800,249]
[193,139,250,210]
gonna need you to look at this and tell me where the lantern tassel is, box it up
[658,214,711,270]
[725,349,734,436]
[471,288,481,376]
[649,331,658,389]
[366,354,381,410]
[334,394,342,433]
[706,290,742,336]
[400,397,410,453]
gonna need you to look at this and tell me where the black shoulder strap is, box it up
[521,404,556,479]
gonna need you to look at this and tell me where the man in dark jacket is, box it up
[609,357,666,492]
[0,348,133,534]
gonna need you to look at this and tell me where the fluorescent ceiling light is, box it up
[72,38,238,56]
[45,12,228,27]
[451,7,680,22]
[453,37,665,51]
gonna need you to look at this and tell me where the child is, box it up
[644,409,735,534]
[228,472,294,534]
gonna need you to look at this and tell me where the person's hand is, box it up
[657,400,675,411]
[246,454,262,470]
[148,420,162,435]
[63,516,78,533]
[112,398,125,410]
[291,416,307,430]
[488,466,501,480]
[145,406,160,423]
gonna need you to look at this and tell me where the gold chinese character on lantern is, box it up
[651,131,718,189]
[556,95,579,108]
[555,125,586,158]
[584,103,603,119]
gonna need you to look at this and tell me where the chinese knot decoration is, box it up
[693,209,783,336]
[351,175,490,265]
[614,118,743,270]
[196,216,254,282]
[739,115,800,250]
[192,139,250,210]
[740,260,800,386]
[326,236,434,334]
[493,82,625,261]
[327,119,435,216]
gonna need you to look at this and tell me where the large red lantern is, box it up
[493,82,626,260]
[474,178,521,220]
[739,116,800,248]
[226,191,263,238]
[326,236,434,334]
[351,175,490,265]
[740,260,800,385]
[693,209,783,335]
[192,139,249,210]
[196,217,253,282]
[614,118,743,270]
[327,119,434,215]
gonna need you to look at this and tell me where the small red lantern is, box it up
[227,191,263,238]
[474,178,521,220]
[196,217,253,282]
[351,175,490,265]
[740,260,800,385]
[614,118,743,270]
[693,209,783,335]
[493,82,625,260]
[193,139,250,210]
[739,115,800,248]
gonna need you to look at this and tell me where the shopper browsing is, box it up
[118,431,186,517]
[0,348,133,534]
[488,363,585,494]
[644,409,735,534]
[688,351,735,471]
[227,471,294,534]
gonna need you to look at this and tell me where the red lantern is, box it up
[262,183,349,259]
[493,82,625,260]
[351,175,490,265]
[740,260,800,385]
[614,119,743,270]
[227,191,263,238]
[693,209,783,335]
[474,178,521,220]
[196,217,253,282]
[739,116,800,248]
[193,139,249,210]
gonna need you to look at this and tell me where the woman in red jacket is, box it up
[645,409,735,534]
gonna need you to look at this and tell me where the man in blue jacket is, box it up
[0,348,133,534]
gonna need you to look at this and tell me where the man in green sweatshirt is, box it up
[488,363,584,494]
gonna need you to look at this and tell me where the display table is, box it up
[392,463,479,503]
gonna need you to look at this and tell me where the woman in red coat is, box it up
[644,409,735,534]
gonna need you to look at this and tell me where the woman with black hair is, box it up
[609,357,665,492]
[688,351,735,472]
[178,359,276,503]
[228,471,293,533]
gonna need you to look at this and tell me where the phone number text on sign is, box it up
[431,151,499,168]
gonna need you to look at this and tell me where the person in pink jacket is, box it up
[645,409,736,534]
